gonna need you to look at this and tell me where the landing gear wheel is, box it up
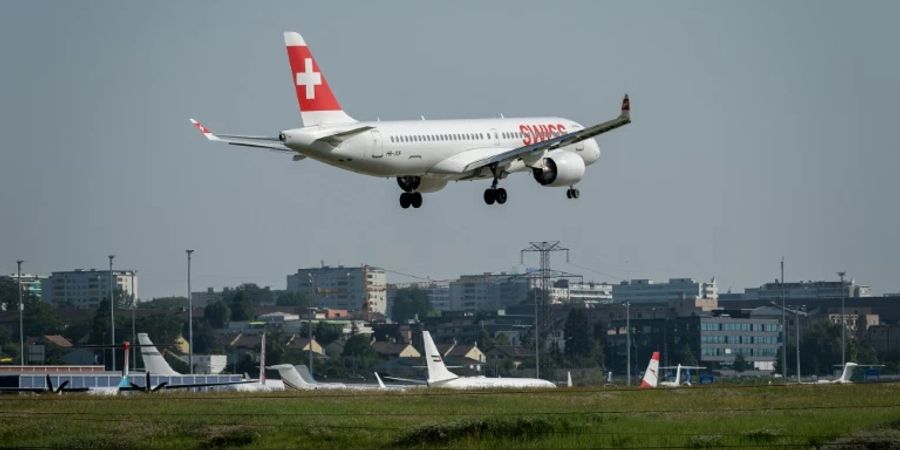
[400,192,411,209]
[483,189,496,205]
[495,188,507,204]
[410,192,423,208]
[566,189,572,199]
[566,188,580,199]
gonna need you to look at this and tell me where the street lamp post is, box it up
[186,250,194,374]
[17,260,24,366]
[307,273,315,378]
[131,270,137,371]
[795,307,802,384]
[838,271,846,366]
[781,258,787,380]
[108,255,115,372]
[625,301,631,386]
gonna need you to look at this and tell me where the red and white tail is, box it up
[284,32,355,126]
[621,94,630,118]
[640,351,660,389]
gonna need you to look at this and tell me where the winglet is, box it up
[621,94,630,118]
[189,118,220,141]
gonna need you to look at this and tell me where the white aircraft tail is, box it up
[294,365,318,384]
[836,362,858,383]
[640,351,660,388]
[137,333,180,376]
[270,364,318,390]
[374,372,386,389]
[284,32,355,126]
[566,371,573,388]
[421,331,458,385]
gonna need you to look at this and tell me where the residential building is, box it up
[41,269,138,309]
[191,288,223,308]
[448,273,532,311]
[372,341,421,359]
[286,265,386,315]
[613,278,718,310]
[2,273,46,301]
[386,282,451,315]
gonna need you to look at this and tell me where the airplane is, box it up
[637,352,705,388]
[420,331,555,389]
[231,332,285,392]
[269,364,406,391]
[138,332,284,392]
[658,364,706,387]
[190,31,631,209]
[814,362,883,384]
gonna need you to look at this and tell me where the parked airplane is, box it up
[814,362,884,384]
[231,332,285,392]
[421,331,555,389]
[269,364,401,391]
[658,364,706,387]
[638,352,705,388]
[0,339,255,395]
[191,32,631,208]
[138,333,282,392]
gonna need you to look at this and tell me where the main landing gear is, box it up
[483,167,507,205]
[483,187,507,205]
[399,192,423,209]
[566,187,580,199]
[397,176,423,209]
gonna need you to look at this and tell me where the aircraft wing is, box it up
[156,379,258,390]
[461,94,631,173]
[382,376,428,385]
[189,119,297,154]
[660,366,707,370]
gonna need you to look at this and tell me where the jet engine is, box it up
[396,176,447,193]
[532,150,585,187]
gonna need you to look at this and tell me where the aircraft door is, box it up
[371,129,383,158]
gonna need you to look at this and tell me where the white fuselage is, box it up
[431,376,557,390]
[281,117,601,181]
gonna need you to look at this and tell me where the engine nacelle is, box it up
[397,176,447,193]
[417,177,448,193]
[532,150,586,187]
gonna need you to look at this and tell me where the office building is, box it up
[737,280,872,301]
[613,278,718,310]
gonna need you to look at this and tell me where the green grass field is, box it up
[1,383,899,449]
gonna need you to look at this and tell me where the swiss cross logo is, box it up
[295,58,322,100]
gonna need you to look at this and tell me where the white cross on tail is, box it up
[295,58,322,100]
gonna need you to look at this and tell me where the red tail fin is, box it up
[284,32,354,126]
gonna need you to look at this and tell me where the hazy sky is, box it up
[2,1,898,298]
